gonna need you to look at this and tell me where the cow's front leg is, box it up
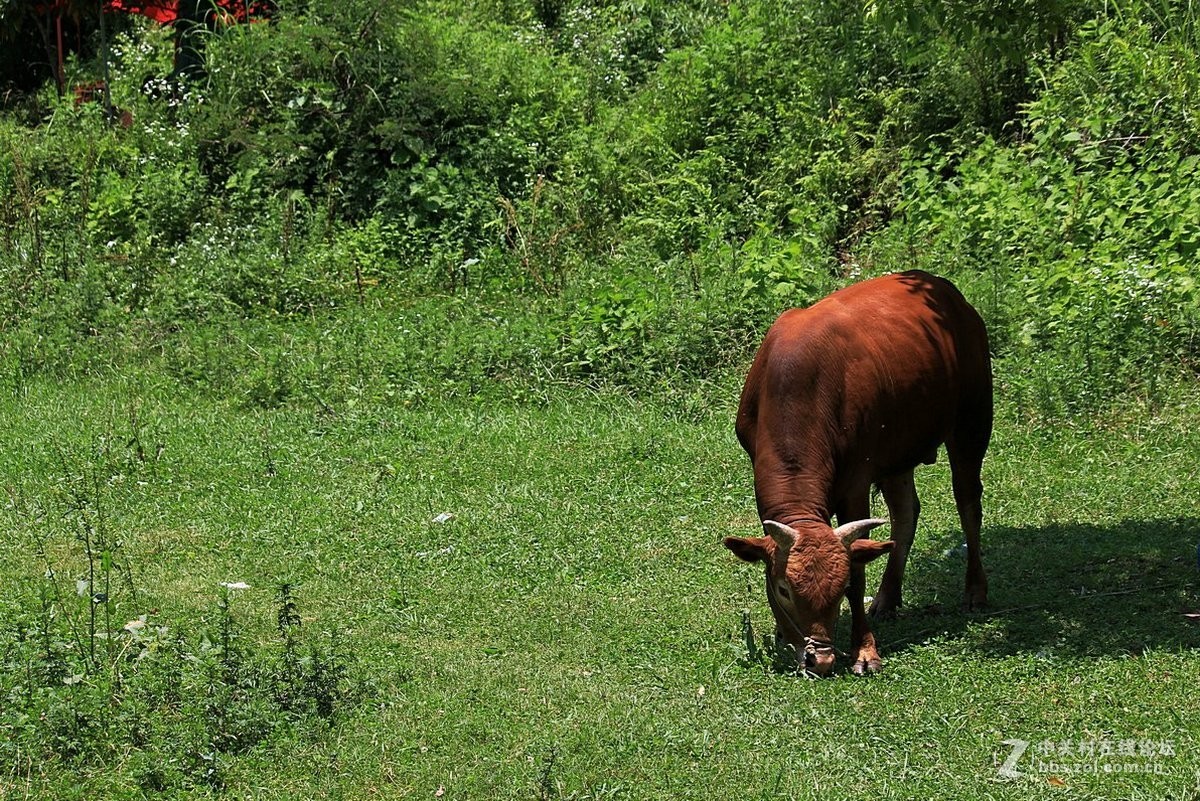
[847,562,882,674]
[871,471,919,619]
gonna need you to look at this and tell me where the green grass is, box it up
[1,375,1199,799]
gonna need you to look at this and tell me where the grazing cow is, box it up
[724,270,992,675]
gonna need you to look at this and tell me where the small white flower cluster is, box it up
[1090,260,1171,325]
[106,18,174,97]
[177,220,263,265]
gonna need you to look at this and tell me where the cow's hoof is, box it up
[962,591,988,612]
[868,594,901,619]
[963,576,988,611]
[851,657,883,675]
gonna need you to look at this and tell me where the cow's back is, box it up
[737,270,991,493]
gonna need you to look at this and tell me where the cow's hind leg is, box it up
[870,470,919,619]
[947,433,989,611]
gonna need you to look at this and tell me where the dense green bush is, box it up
[863,11,1200,414]
[192,2,593,260]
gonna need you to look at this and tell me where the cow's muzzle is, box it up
[802,636,839,676]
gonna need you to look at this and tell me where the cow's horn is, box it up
[762,520,799,551]
[834,518,889,548]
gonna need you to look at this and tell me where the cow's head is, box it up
[724,518,893,675]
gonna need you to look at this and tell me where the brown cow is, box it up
[724,270,992,675]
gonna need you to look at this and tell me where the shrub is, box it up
[861,11,1200,416]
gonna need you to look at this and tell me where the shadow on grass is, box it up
[874,517,1200,660]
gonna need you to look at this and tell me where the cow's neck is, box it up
[753,464,835,529]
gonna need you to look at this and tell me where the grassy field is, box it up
[2,374,1199,799]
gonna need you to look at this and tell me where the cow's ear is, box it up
[723,536,770,563]
[850,538,894,564]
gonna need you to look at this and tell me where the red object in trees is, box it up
[102,1,274,24]
[104,1,178,23]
